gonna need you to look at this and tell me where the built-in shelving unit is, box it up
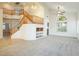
[36,24,44,39]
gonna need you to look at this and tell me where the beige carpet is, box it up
[0,35,79,56]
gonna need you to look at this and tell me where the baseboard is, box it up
[77,34,79,39]
[49,33,77,38]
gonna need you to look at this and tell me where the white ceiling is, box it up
[1,2,79,12]
[41,2,79,12]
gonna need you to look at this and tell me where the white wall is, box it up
[43,7,50,36]
[11,24,36,40]
[45,8,77,37]
[77,13,79,39]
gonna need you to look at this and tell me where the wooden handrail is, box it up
[22,10,43,24]
[3,8,43,24]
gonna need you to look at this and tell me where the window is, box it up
[57,15,67,32]
[57,22,67,32]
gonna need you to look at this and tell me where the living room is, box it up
[0,2,79,56]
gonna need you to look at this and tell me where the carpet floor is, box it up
[0,35,79,56]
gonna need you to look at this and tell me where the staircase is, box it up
[10,10,43,40]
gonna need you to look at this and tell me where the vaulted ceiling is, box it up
[41,2,79,12]
[1,2,79,12]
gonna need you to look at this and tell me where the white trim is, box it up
[50,32,77,38]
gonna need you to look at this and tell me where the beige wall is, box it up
[0,9,3,39]
[24,3,44,18]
